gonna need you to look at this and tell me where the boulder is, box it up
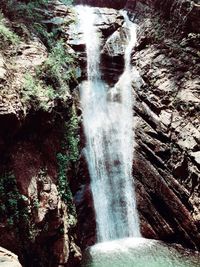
[0,247,22,267]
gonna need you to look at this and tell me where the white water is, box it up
[77,6,140,242]
[82,238,200,267]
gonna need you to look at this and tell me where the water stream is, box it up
[75,5,200,267]
[77,5,140,242]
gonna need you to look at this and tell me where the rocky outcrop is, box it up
[68,7,125,85]
[0,1,81,266]
[132,0,200,250]
[74,0,200,33]
[0,247,22,267]
[153,0,200,33]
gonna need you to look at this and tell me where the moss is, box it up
[2,0,77,111]
[57,105,80,227]
[1,0,75,50]
[22,73,56,111]
[0,173,31,236]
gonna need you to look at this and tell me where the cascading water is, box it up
[73,6,200,267]
[77,5,140,242]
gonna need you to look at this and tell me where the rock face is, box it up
[69,1,200,251]
[0,247,22,267]
[74,0,127,9]
[0,1,81,266]
[74,0,200,33]
[153,0,200,33]
[132,0,200,250]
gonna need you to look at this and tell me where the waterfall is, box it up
[77,6,140,242]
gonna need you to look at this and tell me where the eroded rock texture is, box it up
[0,1,81,266]
[133,0,200,250]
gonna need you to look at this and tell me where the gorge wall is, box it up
[0,0,200,266]
[0,1,81,266]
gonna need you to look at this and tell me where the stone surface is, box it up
[132,0,200,250]
[67,7,124,47]
[0,247,22,267]
[67,7,126,85]
[0,1,81,267]
[75,0,127,9]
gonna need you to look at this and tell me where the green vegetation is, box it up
[0,12,20,46]
[57,105,79,226]
[0,172,30,232]
[1,0,79,233]
[22,41,77,111]
[1,0,77,111]
[22,73,56,111]
[40,41,77,92]
[65,105,80,162]
[1,0,75,47]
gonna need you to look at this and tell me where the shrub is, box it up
[40,40,77,92]
[22,73,56,111]
[0,173,30,231]
[0,12,20,45]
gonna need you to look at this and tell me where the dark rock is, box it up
[75,0,127,9]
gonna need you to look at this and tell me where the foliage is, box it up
[22,73,56,111]
[57,153,73,207]
[0,173,30,233]
[65,105,80,162]
[1,0,74,47]
[40,41,77,92]
[22,41,77,111]
[0,12,20,45]
[57,105,79,226]
[2,0,77,111]
[2,0,49,20]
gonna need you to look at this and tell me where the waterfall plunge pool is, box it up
[76,6,200,267]
[82,238,200,267]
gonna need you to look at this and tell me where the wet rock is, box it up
[102,26,128,57]
[67,7,125,85]
[154,0,200,33]
[191,152,200,166]
[75,0,127,9]
[68,7,123,48]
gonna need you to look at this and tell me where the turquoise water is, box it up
[82,238,200,267]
